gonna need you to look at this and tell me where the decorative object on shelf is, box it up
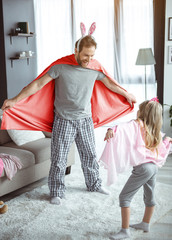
[168,17,172,41]
[168,46,172,64]
[135,48,156,100]
[19,51,26,57]
[9,22,34,44]
[18,51,34,58]
[25,51,34,57]
[15,27,21,34]
[10,51,35,68]
[17,22,30,34]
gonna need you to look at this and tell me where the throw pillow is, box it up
[7,129,45,146]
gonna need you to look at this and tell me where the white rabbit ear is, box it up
[88,22,96,35]
[80,22,86,36]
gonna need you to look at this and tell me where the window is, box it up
[118,0,155,83]
[34,0,155,83]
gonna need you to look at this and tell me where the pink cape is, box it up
[1,54,133,131]
[99,120,171,186]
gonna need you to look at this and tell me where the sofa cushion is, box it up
[21,138,51,164]
[0,129,11,145]
[43,131,52,138]
[0,146,35,177]
[7,129,45,146]
[4,138,51,164]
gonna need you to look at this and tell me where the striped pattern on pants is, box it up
[48,115,102,198]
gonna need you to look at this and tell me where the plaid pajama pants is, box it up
[48,114,102,198]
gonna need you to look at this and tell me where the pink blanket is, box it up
[0,153,23,180]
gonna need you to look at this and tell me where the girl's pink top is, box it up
[99,120,171,186]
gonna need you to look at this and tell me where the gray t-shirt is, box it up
[48,64,105,120]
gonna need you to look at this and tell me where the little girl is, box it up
[100,98,172,240]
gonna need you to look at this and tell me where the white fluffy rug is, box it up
[0,158,172,240]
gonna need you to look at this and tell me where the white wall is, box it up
[163,0,172,137]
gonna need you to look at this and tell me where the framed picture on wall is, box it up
[168,17,172,40]
[168,46,172,64]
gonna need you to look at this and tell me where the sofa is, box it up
[0,118,75,197]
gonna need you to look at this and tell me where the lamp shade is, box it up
[135,48,156,65]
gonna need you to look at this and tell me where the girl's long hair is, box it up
[138,100,162,151]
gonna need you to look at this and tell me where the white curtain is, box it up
[33,0,154,83]
[34,0,117,78]
[73,0,118,79]
[116,0,155,83]
[33,0,72,74]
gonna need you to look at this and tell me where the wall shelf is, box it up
[10,56,35,68]
[9,33,34,44]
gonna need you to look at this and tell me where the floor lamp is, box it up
[135,48,156,100]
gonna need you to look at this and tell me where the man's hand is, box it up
[1,99,16,111]
[104,129,114,142]
[125,93,137,107]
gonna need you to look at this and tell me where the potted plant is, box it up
[169,105,172,127]
[164,104,172,127]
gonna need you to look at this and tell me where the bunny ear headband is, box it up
[77,22,96,52]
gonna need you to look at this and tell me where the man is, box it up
[1,35,136,205]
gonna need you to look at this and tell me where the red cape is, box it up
[1,54,134,132]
